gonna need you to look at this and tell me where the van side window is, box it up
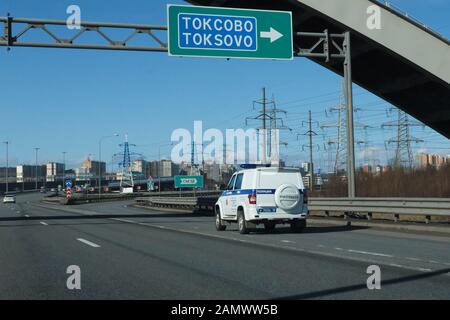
[227,175,236,190]
[234,173,244,190]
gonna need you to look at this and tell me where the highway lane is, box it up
[0,194,449,299]
[48,199,450,272]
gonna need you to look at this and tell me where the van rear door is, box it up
[256,169,302,212]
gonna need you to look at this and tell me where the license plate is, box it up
[257,207,277,213]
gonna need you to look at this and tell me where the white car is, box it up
[3,194,16,204]
[215,165,308,234]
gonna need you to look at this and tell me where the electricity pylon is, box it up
[382,109,424,168]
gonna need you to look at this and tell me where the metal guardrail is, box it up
[136,193,450,222]
[136,196,217,211]
[308,198,450,217]
[145,190,222,198]
[42,192,146,205]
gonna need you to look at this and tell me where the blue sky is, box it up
[0,0,449,172]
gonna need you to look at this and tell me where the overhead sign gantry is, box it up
[167,5,293,60]
[0,6,357,198]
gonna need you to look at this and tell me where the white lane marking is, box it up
[405,257,422,262]
[389,263,431,272]
[317,244,326,248]
[282,240,295,244]
[77,238,101,248]
[40,222,48,226]
[112,218,134,224]
[334,247,344,251]
[24,214,30,218]
[347,249,394,258]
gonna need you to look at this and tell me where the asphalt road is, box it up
[0,193,449,299]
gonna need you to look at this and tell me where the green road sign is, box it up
[168,5,293,60]
[175,175,204,188]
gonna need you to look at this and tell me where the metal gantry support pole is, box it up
[295,30,356,197]
[308,111,315,190]
[343,31,356,198]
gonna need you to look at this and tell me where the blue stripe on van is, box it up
[221,189,304,197]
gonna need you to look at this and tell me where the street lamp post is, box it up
[99,134,119,199]
[62,151,67,189]
[34,147,40,191]
[3,141,9,194]
[158,143,173,195]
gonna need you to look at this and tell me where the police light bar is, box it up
[240,164,272,169]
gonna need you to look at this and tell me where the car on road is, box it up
[215,165,308,234]
[2,194,16,204]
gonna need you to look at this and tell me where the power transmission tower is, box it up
[323,139,336,174]
[190,142,205,175]
[245,87,278,164]
[298,110,319,189]
[245,88,291,164]
[323,94,346,173]
[268,95,291,164]
[115,134,142,190]
[322,86,371,174]
[382,109,424,168]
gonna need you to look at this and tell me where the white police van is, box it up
[215,165,308,234]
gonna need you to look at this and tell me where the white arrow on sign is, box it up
[260,27,284,43]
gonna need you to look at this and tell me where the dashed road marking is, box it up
[112,218,135,224]
[406,257,422,262]
[40,222,48,226]
[281,240,295,244]
[347,249,394,258]
[77,238,101,248]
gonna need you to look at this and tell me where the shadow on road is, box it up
[273,267,450,300]
[247,225,369,235]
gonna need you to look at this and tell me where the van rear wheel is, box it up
[290,220,306,233]
[238,211,249,234]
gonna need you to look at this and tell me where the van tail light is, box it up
[248,193,257,205]
[303,190,308,204]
